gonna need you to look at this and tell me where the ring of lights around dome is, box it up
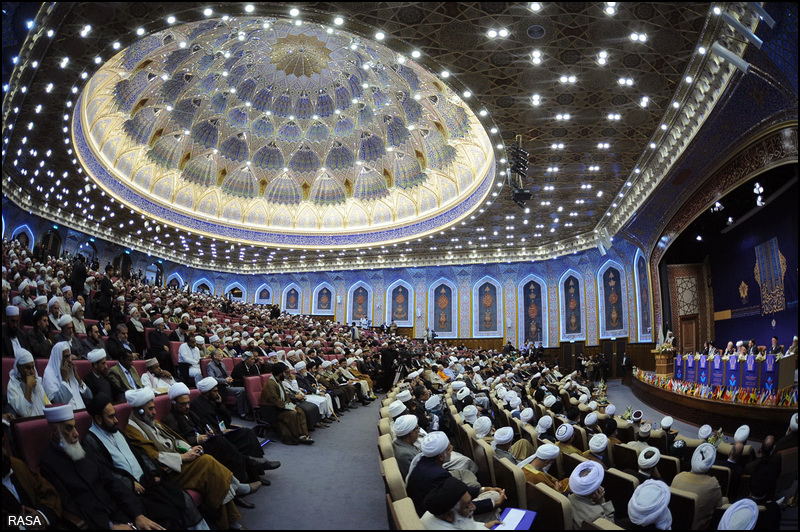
[73,18,495,249]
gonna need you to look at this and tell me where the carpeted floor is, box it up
[235,400,388,530]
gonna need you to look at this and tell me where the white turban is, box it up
[493,427,514,449]
[628,479,672,530]
[388,400,407,418]
[72,302,83,314]
[496,388,507,400]
[569,460,605,496]
[587,401,598,412]
[536,415,553,432]
[474,417,493,439]
[209,335,220,344]
[534,443,560,461]
[168,383,191,401]
[425,395,441,410]
[407,370,421,380]
[736,340,744,348]
[556,423,574,442]
[691,442,717,473]
[543,395,557,408]
[126,388,155,408]
[321,361,332,369]
[520,408,534,423]
[718,498,758,530]
[44,404,74,423]
[605,404,616,416]
[589,433,608,454]
[462,405,478,424]
[639,423,652,438]
[57,315,72,327]
[87,349,107,363]
[451,381,466,391]
[153,318,164,326]
[631,410,643,422]
[585,413,598,427]
[195,336,205,345]
[394,415,418,438]
[456,387,470,401]
[579,394,588,404]
[509,397,522,409]
[294,361,307,371]
[421,432,450,458]
[734,425,750,443]
[34,296,47,306]
[661,416,673,430]
[698,424,713,440]
[638,447,661,469]
[790,413,798,432]
[197,377,218,393]
[396,390,412,403]
[6,306,20,317]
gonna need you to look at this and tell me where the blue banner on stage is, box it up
[726,356,741,388]
[760,354,779,394]
[685,355,697,383]
[698,355,709,385]
[742,354,759,389]
[710,354,724,387]
[674,356,684,380]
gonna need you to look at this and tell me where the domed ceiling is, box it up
[74,17,494,248]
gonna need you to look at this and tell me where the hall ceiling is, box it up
[1,3,758,273]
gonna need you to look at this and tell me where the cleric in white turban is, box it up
[462,405,478,425]
[395,390,412,403]
[543,395,557,409]
[624,479,672,530]
[168,382,191,401]
[473,417,493,440]
[520,408,534,426]
[197,377,218,394]
[568,460,615,528]
[584,433,611,468]
[671,442,723,529]
[391,414,421,478]
[536,415,554,441]
[718,498,758,530]
[698,424,713,440]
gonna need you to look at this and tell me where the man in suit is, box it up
[748,339,758,357]
[230,352,262,387]
[768,336,783,355]
[714,441,745,500]
[83,349,115,399]
[68,255,87,298]
[107,350,143,399]
[106,323,139,361]
[2,306,31,358]
[205,350,248,419]
[147,318,172,371]
[38,404,163,530]
[2,425,62,528]
[27,309,53,359]
[80,324,106,358]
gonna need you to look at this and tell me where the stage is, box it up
[631,373,796,441]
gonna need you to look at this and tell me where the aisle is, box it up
[237,401,388,530]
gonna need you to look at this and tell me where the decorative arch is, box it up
[385,279,414,328]
[597,259,628,338]
[346,281,373,325]
[634,248,653,342]
[472,276,503,338]
[254,283,273,304]
[165,272,185,288]
[428,278,458,339]
[192,277,214,294]
[11,224,35,250]
[282,283,302,314]
[559,269,586,342]
[518,274,549,348]
[224,281,246,301]
[312,281,336,316]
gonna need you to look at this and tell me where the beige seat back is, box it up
[777,447,798,493]
[589,517,624,529]
[382,457,407,502]
[527,482,573,530]
[562,451,588,477]
[389,496,424,530]
[612,443,639,472]
[602,468,639,520]
[472,438,497,486]
[378,417,391,436]
[522,425,539,449]
[572,425,588,452]
[492,456,527,509]
[709,464,731,498]
[657,454,680,485]
[379,406,391,419]
[378,433,395,461]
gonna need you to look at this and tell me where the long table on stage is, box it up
[631,373,795,441]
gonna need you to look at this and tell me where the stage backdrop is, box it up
[710,182,798,348]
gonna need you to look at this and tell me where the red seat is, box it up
[3,357,15,393]
[168,322,179,331]
[83,319,98,329]
[76,333,87,341]
[100,336,108,345]
[73,360,93,380]
[169,342,182,367]
[35,359,49,377]
[222,358,235,374]
[200,358,211,377]
[131,360,148,379]
[244,376,263,413]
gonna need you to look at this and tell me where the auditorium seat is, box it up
[657,454,681,485]
[379,406,390,419]
[244,376,263,418]
[584,518,624,530]
[389,496,424,530]
[83,319,98,329]
[572,425,588,452]
[131,360,147,379]
[378,433,394,461]
[602,468,639,520]
[709,465,731,498]
[200,358,211,377]
[378,417,391,437]
[776,447,798,495]
[668,487,699,531]
[472,438,497,486]
[493,456,527,509]
[35,358,48,377]
[2,357,15,392]
[144,327,154,350]
[522,424,539,448]
[381,456,407,502]
[526,482,573,530]
[562,451,589,477]
[612,443,639,472]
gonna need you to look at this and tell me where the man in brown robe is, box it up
[260,363,314,445]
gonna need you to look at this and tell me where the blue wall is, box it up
[710,183,798,347]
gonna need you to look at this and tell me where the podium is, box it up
[652,349,674,378]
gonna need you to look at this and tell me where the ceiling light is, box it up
[529,2,542,12]
[531,94,541,106]
[640,96,649,107]
[203,8,213,16]
[597,50,608,65]
[685,75,693,83]
[607,113,621,120]
[696,235,703,241]
[713,6,722,15]
[166,15,176,24]
[136,27,145,36]
[411,50,421,58]
[375,32,385,40]
[753,182,764,194]
[727,216,734,225]
[649,142,657,149]
[618,77,634,86]
[559,75,576,84]
[334,16,344,25]
[597,190,603,197]
[597,142,610,149]
[498,28,510,38]
[555,113,570,120]
[630,32,648,42]
[289,8,300,17]
[660,124,668,130]
[462,90,472,98]
[550,143,564,149]
[604,2,617,15]
[245,4,255,13]
[698,46,707,55]
[479,109,488,116]
[441,70,450,78]
[487,29,498,38]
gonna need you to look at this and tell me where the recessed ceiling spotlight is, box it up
[462,90,472,98]
[604,2,617,15]
[617,77,634,86]
[289,8,300,17]
[639,96,649,107]
[487,29,498,38]
[597,142,610,149]
[334,16,344,25]
[203,8,213,17]
[696,235,703,241]
[166,15,176,24]
[630,32,648,42]
[555,113,570,120]
[558,75,577,84]
[375,32,385,40]
[649,142,657,149]
[498,28,510,38]
[698,46,707,54]
[411,50,421,58]
[597,50,608,65]
[531,94,541,106]
[136,27,145,36]
[607,113,621,120]
[529,2,542,12]
[441,70,450,78]
[245,4,255,13]
[685,75,693,83]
